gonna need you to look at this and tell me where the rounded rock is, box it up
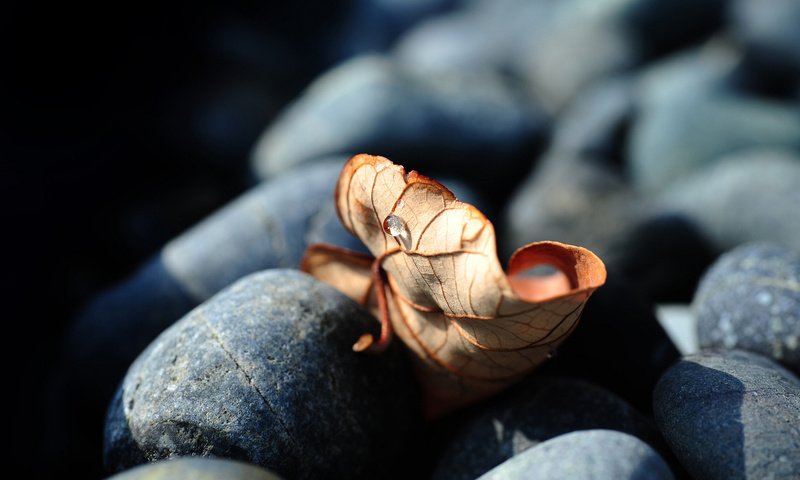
[432,376,661,480]
[654,150,800,253]
[694,243,800,372]
[653,349,800,480]
[478,429,675,480]
[103,270,422,479]
[107,457,282,480]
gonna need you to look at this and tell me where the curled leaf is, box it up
[301,154,607,416]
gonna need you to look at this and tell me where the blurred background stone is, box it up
[107,457,283,480]
[478,430,675,480]
[432,376,663,480]
[104,270,422,479]
[250,54,548,208]
[9,0,800,476]
[46,159,362,475]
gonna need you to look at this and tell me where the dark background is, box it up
[3,1,361,474]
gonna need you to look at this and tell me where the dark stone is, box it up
[501,153,645,263]
[50,160,364,477]
[479,430,675,480]
[731,0,800,83]
[550,76,635,162]
[538,272,681,413]
[250,54,547,203]
[608,213,718,303]
[107,457,282,480]
[694,243,800,373]
[393,0,556,75]
[628,74,800,189]
[327,0,462,61]
[653,349,800,480]
[654,149,800,253]
[622,0,727,58]
[432,376,662,480]
[104,270,422,479]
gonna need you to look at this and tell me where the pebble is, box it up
[104,270,422,479]
[731,0,800,80]
[539,272,680,413]
[654,149,800,253]
[431,376,661,480]
[653,349,800,480]
[107,457,282,480]
[250,54,547,200]
[628,87,800,190]
[694,243,800,373]
[478,429,675,480]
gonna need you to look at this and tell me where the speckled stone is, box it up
[103,270,422,479]
[432,376,662,480]
[653,349,800,480]
[107,457,282,480]
[478,430,675,480]
[694,243,800,373]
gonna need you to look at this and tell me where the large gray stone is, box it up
[694,243,800,373]
[654,150,800,253]
[731,0,800,78]
[478,430,675,480]
[653,349,800,480]
[104,270,422,479]
[432,376,662,480]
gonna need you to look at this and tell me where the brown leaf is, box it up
[301,154,607,417]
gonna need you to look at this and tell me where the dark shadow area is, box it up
[539,270,680,414]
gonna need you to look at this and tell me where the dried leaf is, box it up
[301,154,606,416]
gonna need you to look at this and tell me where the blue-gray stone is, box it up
[502,153,644,262]
[478,430,675,480]
[432,376,662,480]
[107,457,282,480]
[731,0,800,78]
[104,270,422,479]
[54,160,364,478]
[694,243,800,373]
[249,54,547,196]
[508,0,638,113]
[654,150,800,253]
[393,0,556,76]
[653,349,800,480]
[628,82,800,190]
